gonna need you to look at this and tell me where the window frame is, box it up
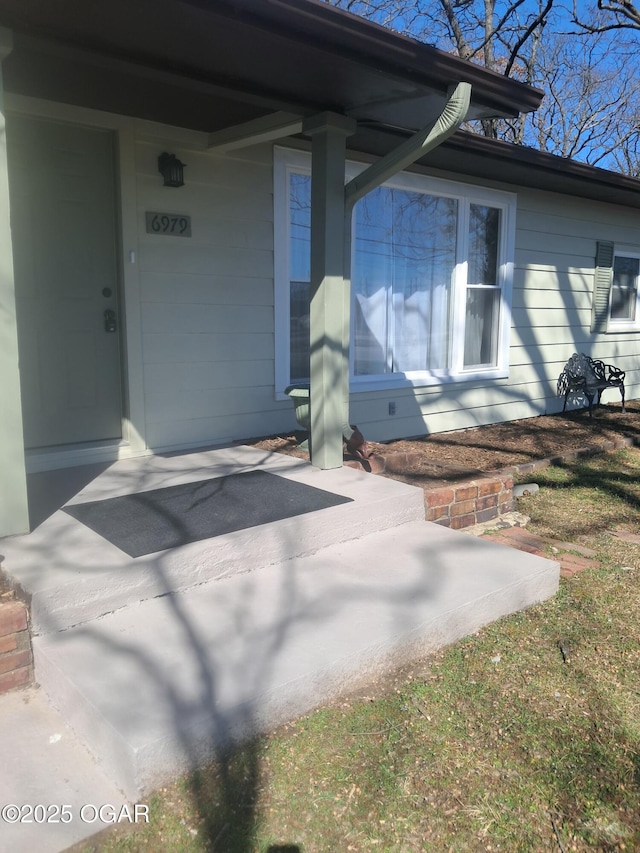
[274,146,516,398]
[609,247,640,330]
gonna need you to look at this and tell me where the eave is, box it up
[0,0,543,138]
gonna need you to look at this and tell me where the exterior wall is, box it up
[5,98,640,469]
[134,127,295,451]
[133,127,640,452]
[350,181,640,441]
[511,190,639,405]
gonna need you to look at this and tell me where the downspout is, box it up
[345,82,472,208]
[341,82,472,450]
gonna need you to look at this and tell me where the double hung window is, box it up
[274,148,515,394]
[610,252,640,327]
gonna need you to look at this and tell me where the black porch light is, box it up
[158,152,186,187]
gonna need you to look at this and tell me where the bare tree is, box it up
[329,2,554,75]
[327,0,555,141]
[527,30,640,169]
[327,0,640,175]
[573,0,640,32]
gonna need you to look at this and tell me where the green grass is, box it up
[77,449,640,853]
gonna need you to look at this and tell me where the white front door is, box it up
[8,115,123,449]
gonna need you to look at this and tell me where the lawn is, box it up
[76,448,640,853]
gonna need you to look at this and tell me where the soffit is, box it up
[0,0,542,134]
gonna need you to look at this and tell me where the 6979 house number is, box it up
[145,211,192,237]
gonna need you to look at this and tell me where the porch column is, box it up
[303,112,356,470]
[0,27,29,536]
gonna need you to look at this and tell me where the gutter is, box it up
[434,132,640,209]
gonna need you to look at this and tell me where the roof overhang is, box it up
[0,0,543,136]
[428,132,640,211]
[3,0,630,210]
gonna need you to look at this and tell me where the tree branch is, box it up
[505,0,554,76]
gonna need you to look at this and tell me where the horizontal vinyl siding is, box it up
[511,190,640,410]
[142,303,273,335]
[145,385,282,424]
[349,184,640,442]
[131,123,640,450]
[144,360,273,392]
[143,332,273,364]
[140,273,273,306]
[144,410,287,450]
[139,244,273,278]
[135,135,294,451]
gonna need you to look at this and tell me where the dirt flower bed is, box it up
[247,401,640,479]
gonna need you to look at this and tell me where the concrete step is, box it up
[33,519,559,800]
[1,446,425,634]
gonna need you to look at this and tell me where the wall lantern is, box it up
[158,152,186,187]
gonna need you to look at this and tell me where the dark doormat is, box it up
[63,470,353,558]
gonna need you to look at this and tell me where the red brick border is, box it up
[480,526,600,577]
[346,434,640,532]
[345,452,515,530]
[424,473,514,528]
[0,596,33,695]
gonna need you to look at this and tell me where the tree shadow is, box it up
[13,439,498,851]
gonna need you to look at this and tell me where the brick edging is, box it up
[422,434,639,529]
[0,596,33,694]
[347,434,640,531]
[424,474,514,529]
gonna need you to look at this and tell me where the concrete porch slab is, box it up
[0,446,425,634]
[33,519,559,800]
[1,445,559,820]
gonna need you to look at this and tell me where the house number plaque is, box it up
[145,211,192,237]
